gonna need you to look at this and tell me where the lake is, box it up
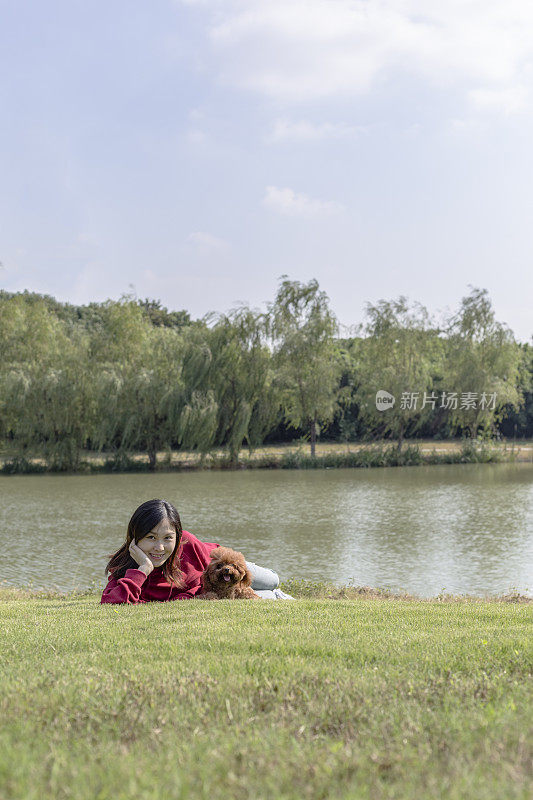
[1,462,532,597]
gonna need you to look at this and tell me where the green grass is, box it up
[0,588,531,800]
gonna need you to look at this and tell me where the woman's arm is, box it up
[101,541,155,604]
[100,569,148,604]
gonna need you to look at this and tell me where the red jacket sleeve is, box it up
[101,569,147,604]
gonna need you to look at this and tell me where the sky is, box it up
[1,0,532,340]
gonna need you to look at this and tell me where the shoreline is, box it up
[1,439,532,475]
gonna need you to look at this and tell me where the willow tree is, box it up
[267,278,341,457]
[442,288,522,437]
[90,299,150,464]
[205,308,278,463]
[354,298,440,451]
[173,324,218,455]
[121,328,185,469]
[23,344,97,471]
[0,297,97,469]
[94,306,189,469]
[54,328,99,470]
[0,296,50,456]
[92,307,224,466]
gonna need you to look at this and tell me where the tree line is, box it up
[0,280,530,470]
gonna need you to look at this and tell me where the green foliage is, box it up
[0,285,530,471]
[268,277,342,456]
[354,297,441,450]
[98,323,187,469]
[279,444,425,469]
[205,307,279,461]
[138,298,191,329]
[0,292,69,366]
[0,456,47,474]
[459,437,509,463]
[0,296,98,470]
[501,342,533,437]
[442,288,523,437]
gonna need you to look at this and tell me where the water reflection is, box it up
[0,463,531,596]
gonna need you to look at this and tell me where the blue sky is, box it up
[1,0,532,340]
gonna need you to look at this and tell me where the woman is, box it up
[101,498,292,603]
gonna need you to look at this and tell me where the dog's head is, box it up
[201,547,252,593]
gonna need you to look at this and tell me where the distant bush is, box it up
[1,457,46,475]
[459,437,510,463]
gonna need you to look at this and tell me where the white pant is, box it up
[246,561,294,600]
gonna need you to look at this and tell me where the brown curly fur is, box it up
[199,547,261,600]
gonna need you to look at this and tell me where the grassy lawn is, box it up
[0,589,531,800]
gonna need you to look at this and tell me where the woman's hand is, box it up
[129,541,154,576]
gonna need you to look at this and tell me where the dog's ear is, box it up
[239,566,252,588]
[201,562,216,592]
[232,551,252,587]
[209,547,224,561]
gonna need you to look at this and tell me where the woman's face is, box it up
[136,517,177,567]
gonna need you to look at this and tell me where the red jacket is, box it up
[101,531,219,604]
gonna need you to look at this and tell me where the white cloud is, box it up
[263,185,344,217]
[186,128,208,145]
[448,117,483,135]
[181,0,533,113]
[186,231,230,250]
[469,85,529,114]
[188,107,205,122]
[266,118,367,143]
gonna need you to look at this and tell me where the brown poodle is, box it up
[199,547,261,600]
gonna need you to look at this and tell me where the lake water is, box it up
[1,463,532,597]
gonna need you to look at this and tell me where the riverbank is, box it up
[2,438,532,474]
[1,587,531,800]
